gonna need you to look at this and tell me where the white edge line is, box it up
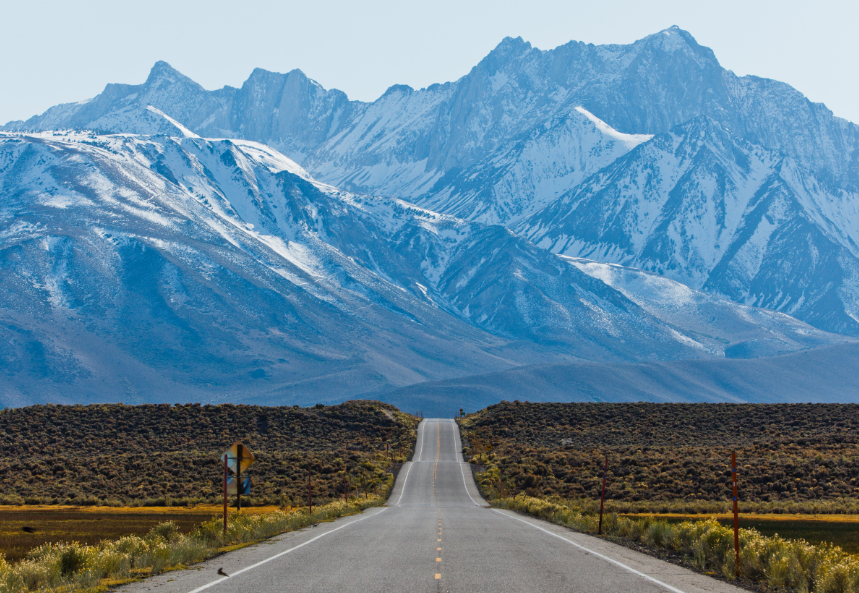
[493,510,687,593]
[451,421,482,507]
[393,462,413,506]
[416,419,426,461]
[459,462,481,506]
[185,507,387,593]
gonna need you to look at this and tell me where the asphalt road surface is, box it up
[122,419,744,592]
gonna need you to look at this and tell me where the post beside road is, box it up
[221,441,256,525]
[732,451,740,577]
[598,456,608,535]
[223,455,228,535]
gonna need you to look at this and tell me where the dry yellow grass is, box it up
[0,496,388,593]
[622,513,859,523]
[0,504,285,515]
[0,504,296,564]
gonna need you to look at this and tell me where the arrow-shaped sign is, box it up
[226,476,252,495]
[221,442,255,474]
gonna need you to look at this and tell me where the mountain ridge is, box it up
[5,28,859,408]
[7,27,857,191]
[1,129,846,408]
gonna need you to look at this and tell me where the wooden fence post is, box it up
[598,456,608,535]
[732,451,740,577]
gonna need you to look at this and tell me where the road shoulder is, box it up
[492,508,749,593]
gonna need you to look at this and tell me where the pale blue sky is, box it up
[1,0,856,125]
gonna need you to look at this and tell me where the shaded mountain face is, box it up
[0,131,709,406]
[519,117,859,335]
[7,27,859,342]
[374,343,859,418]
[1,131,844,407]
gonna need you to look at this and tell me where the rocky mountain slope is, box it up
[519,117,859,335]
[6,27,859,341]
[1,129,844,407]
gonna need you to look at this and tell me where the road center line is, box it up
[185,507,387,593]
[492,510,686,593]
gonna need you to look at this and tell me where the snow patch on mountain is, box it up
[573,107,652,150]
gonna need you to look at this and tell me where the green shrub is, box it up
[148,521,179,542]
[59,546,85,576]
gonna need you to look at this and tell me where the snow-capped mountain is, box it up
[519,117,859,335]
[7,27,858,201]
[1,129,844,406]
[7,26,859,342]
[5,26,859,405]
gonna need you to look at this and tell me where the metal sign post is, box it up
[221,442,255,517]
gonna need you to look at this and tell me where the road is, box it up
[122,420,743,592]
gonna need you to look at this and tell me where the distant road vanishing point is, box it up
[119,420,744,592]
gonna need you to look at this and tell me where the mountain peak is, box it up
[490,36,532,58]
[641,25,701,52]
[382,84,414,97]
[147,60,178,78]
[145,61,200,89]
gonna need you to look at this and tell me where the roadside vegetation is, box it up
[460,401,859,505]
[0,400,417,507]
[0,400,418,592]
[496,496,859,593]
[461,401,859,592]
[0,506,221,564]
[0,496,386,593]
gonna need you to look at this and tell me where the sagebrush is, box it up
[0,401,417,506]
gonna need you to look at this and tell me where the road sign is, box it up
[221,442,255,473]
[227,476,251,496]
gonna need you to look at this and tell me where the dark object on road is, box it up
[217,568,229,577]
[21,526,36,533]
